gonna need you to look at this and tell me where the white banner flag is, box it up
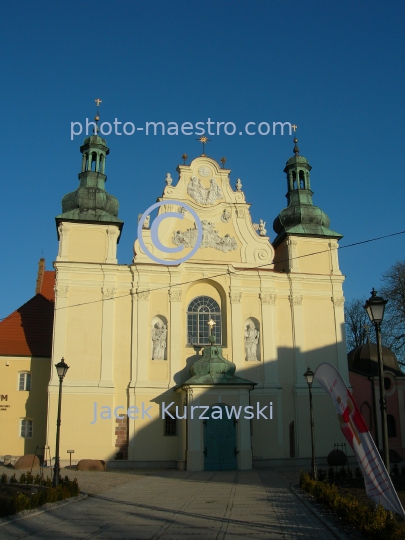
[314,362,405,518]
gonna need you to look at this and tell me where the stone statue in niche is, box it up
[244,322,259,360]
[152,321,167,360]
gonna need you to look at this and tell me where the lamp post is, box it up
[364,288,389,472]
[304,366,317,480]
[52,358,69,487]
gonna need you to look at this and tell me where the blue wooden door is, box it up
[204,404,237,470]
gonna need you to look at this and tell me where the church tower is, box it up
[48,120,125,462]
[55,128,123,264]
[272,138,342,275]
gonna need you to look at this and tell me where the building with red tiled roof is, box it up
[0,260,55,459]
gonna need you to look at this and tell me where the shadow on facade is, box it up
[99,324,356,473]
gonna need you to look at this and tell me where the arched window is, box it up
[187,296,221,345]
[299,170,305,189]
[387,414,397,438]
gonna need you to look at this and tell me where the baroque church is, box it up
[0,132,351,470]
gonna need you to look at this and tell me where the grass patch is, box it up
[0,472,80,517]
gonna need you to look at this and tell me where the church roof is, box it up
[183,336,256,386]
[348,342,403,377]
[0,263,55,358]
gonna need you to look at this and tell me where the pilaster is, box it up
[288,282,305,386]
[135,286,150,387]
[259,292,280,385]
[229,286,243,368]
[99,281,116,387]
[169,288,183,383]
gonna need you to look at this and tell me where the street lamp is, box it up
[53,358,69,487]
[304,366,317,480]
[364,288,389,472]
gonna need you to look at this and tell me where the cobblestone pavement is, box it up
[0,468,353,540]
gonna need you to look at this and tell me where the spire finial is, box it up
[220,157,227,168]
[94,98,102,134]
[182,153,188,165]
[293,138,299,156]
[196,135,211,156]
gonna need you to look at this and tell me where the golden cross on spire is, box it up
[292,124,298,132]
[94,98,102,134]
[207,318,216,335]
[196,135,211,155]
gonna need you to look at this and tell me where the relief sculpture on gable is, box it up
[187,176,223,205]
[172,220,237,253]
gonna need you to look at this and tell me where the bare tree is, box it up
[345,298,370,352]
[380,260,405,364]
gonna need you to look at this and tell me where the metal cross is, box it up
[95,98,102,107]
[207,318,216,335]
[196,135,211,155]
[292,124,298,132]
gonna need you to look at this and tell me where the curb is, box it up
[290,484,351,540]
[0,492,88,527]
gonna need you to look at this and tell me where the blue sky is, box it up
[0,0,404,318]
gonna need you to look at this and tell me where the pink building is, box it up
[348,343,405,461]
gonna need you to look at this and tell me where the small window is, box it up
[384,377,391,391]
[19,373,31,391]
[387,415,397,438]
[20,419,33,438]
[164,414,177,436]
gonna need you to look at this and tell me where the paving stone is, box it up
[0,467,354,540]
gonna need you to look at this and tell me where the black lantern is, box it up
[363,288,387,325]
[304,366,314,386]
[52,358,69,487]
[363,288,390,472]
[55,358,69,380]
[303,366,317,480]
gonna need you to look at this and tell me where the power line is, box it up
[1,229,404,320]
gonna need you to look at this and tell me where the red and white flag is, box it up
[314,362,405,518]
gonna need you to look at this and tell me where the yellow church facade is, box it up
[1,133,349,470]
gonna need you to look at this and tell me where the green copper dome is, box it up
[184,336,255,386]
[272,139,342,246]
[56,134,123,227]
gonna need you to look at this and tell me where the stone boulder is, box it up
[327,449,347,467]
[77,459,106,471]
[14,454,40,470]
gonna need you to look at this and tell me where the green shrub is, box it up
[9,474,17,484]
[0,473,80,517]
[299,472,405,539]
[328,467,335,479]
[347,467,353,479]
[339,467,347,479]
[0,473,8,484]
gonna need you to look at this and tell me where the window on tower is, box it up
[187,296,221,346]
